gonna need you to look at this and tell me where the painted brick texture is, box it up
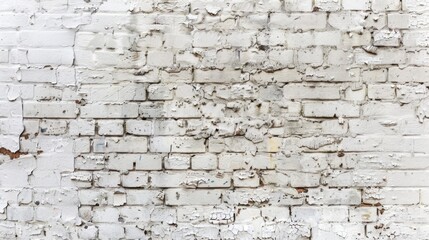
[0,0,428,239]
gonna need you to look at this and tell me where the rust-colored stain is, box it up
[22,133,30,140]
[0,147,28,159]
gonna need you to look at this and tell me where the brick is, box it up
[328,12,365,32]
[150,171,231,188]
[194,69,242,83]
[149,137,205,153]
[283,0,312,11]
[163,101,202,118]
[284,32,313,48]
[288,171,320,187]
[150,207,176,223]
[20,68,56,83]
[78,189,109,206]
[69,120,95,136]
[233,170,260,187]
[408,50,429,66]
[27,48,74,65]
[389,67,429,83]
[23,102,77,118]
[297,47,324,66]
[221,137,258,153]
[147,51,174,67]
[363,188,419,205]
[270,13,327,30]
[98,224,125,239]
[373,30,401,46]
[307,188,361,205]
[80,103,139,119]
[384,171,429,187]
[164,154,190,169]
[362,102,415,118]
[126,190,163,205]
[191,153,218,170]
[340,136,413,152]
[313,223,365,239]
[310,31,342,46]
[328,49,353,65]
[304,67,360,82]
[19,31,75,47]
[76,154,105,170]
[240,13,268,29]
[375,208,429,226]
[322,170,386,187]
[342,31,372,47]
[368,84,395,100]
[292,206,348,223]
[388,13,429,29]
[355,49,407,65]
[362,69,387,83]
[164,33,192,49]
[78,226,98,239]
[147,84,173,100]
[97,120,124,136]
[268,48,294,66]
[0,13,29,28]
[34,86,62,101]
[125,120,152,136]
[284,85,340,100]
[193,31,222,48]
[225,32,254,48]
[303,102,360,118]
[403,31,428,47]
[0,169,29,187]
[402,0,429,12]
[39,120,67,135]
[349,207,378,222]
[0,32,18,46]
[344,84,366,102]
[119,206,150,222]
[343,0,371,10]
[121,172,148,187]
[135,154,163,170]
[165,189,223,205]
[224,187,304,206]
[258,84,283,101]
[7,206,33,221]
[92,207,119,223]
[97,0,153,12]
[0,49,8,63]
[314,0,340,11]
[365,13,388,30]
[159,69,192,83]
[80,84,146,102]
[152,120,183,136]
[349,119,397,135]
[94,171,121,187]
[373,0,401,11]
[261,206,290,221]
[218,153,276,170]
[93,137,148,153]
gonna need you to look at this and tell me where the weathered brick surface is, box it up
[0,0,427,239]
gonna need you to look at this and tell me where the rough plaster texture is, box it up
[0,0,429,239]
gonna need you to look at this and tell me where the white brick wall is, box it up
[0,0,427,239]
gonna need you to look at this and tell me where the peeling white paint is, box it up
[0,0,426,239]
